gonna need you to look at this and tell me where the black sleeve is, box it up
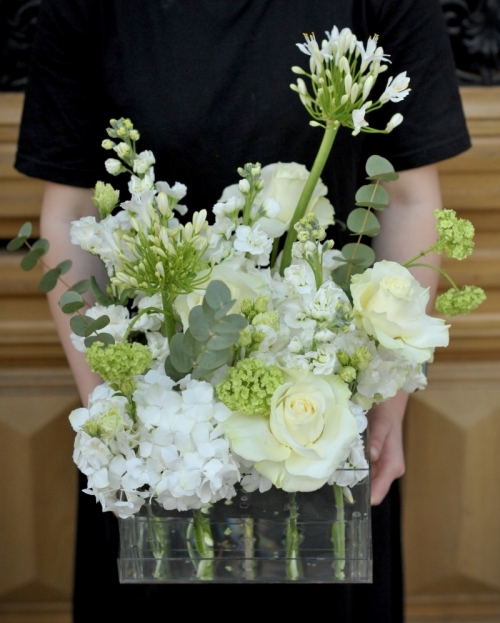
[15,0,107,187]
[362,0,471,171]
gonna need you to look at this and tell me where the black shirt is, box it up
[15,0,469,619]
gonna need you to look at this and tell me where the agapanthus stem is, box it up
[286,492,303,580]
[192,509,214,581]
[161,293,176,343]
[332,484,346,580]
[280,124,338,275]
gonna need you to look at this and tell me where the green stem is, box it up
[192,509,214,581]
[161,293,176,343]
[270,237,280,269]
[242,518,256,580]
[408,262,459,290]
[122,306,165,342]
[280,124,338,275]
[403,243,439,268]
[146,504,170,580]
[286,492,303,580]
[332,484,346,580]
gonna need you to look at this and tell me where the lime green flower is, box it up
[435,285,486,316]
[350,346,372,371]
[434,209,475,260]
[82,407,123,439]
[86,342,152,382]
[339,366,357,383]
[240,296,270,324]
[92,181,120,219]
[216,358,284,416]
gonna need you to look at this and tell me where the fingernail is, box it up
[370,445,379,461]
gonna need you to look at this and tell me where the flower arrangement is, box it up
[9,26,485,582]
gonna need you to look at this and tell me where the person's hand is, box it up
[368,391,408,505]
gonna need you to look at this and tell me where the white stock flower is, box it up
[234,224,273,264]
[351,260,449,363]
[105,158,123,175]
[70,304,130,353]
[133,150,156,175]
[133,293,163,332]
[224,369,358,492]
[213,196,244,218]
[380,72,411,103]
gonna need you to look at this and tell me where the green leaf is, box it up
[84,315,111,337]
[164,357,185,382]
[20,248,45,271]
[214,299,236,320]
[191,366,211,381]
[355,184,389,210]
[84,332,114,348]
[57,259,72,275]
[90,276,112,306]
[347,208,381,237]
[6,236,27,251]
[204,280,232,310]
[118,288,134,305]
[39,267,61,293]
[197,348,230,371]
[183,329,202,358]
[170,333,194,373]
[206,333,238,351]
[59,290,85,314]
[189,306,212,342]
[342,242,375,268]
[32,238,50,255]
[18,222,32,238]
[213,314,247,334]
[331,263,365,285]
[365,155,399,182]
[70,315,91,337]
[70,279,91,294]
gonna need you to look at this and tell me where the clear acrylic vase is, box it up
[118,469,372,584]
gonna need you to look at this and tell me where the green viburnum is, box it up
[434,209,475,260]
[240,296,270,324]
[92,181,120,219]
[86,342,152,382]
[82,407,123,440]
[350,346,372,371]
[339,366,357,383]
[435,285,486,316]
[216,358,284,416]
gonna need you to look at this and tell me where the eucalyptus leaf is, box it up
[59,290,85,314]
[18,222,32,238]
[213,314,247,334]
[32,238,50,255]
[6,236,27,251]
[71,279,91,294]
[201,298,216,324]
[57,259,72,275]
[355,184,389,210]
[164,357,185,382]
[204,280,232,310]
[213,299,236,320]
[99,333,115,345]
[84,336,101,348]
[170,333,194,373]
[84,315,111,337]
[189,306,212,342]
[191,366,211,380]
[342,242,375,268]
[183,329,202,358]
[39,267,61,293]
[207,333,238,351]
[347,208,381,237]
[365,155,399,182]
[331,263,365,285]
[197,348,230,370]
[70,315,91,337]
[90,276,112,306]
[20,248,45,271]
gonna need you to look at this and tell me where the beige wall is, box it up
[0,89,499,622]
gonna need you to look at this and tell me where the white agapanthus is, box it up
[70,304,130,352]
[380,71,411,103]
[352,104,369,135]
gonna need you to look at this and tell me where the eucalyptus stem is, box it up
[332,484,346,580]
[280,124,338,275]
[286,492,303,580]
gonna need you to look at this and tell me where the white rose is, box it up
[220,162,334,228]
[223,370,358,492]
[350,260,449,363]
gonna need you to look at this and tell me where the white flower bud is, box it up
[262,197,280,218]
[239,179,251,194]
[338,56,350,74]
[193,210,208,234]
[350,83,359,103]
[114,142,131,158]
[292,242,304,258]
[386,113,404,132]
[255,179,265,190]
[155,262,165,278]
[304,240,316,253]
[362,75,374,101]
[291,66,307,75]
[309,120,323,127]
[129,129,140,141]
[341,94,349,105]
[104,158,123,176]
[157,192,171,217]
[251,164,261,176]
[344,74,352,96]
[101,139,115,150]
[297,78,308,95]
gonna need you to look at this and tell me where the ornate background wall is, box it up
[0,2,499,622]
